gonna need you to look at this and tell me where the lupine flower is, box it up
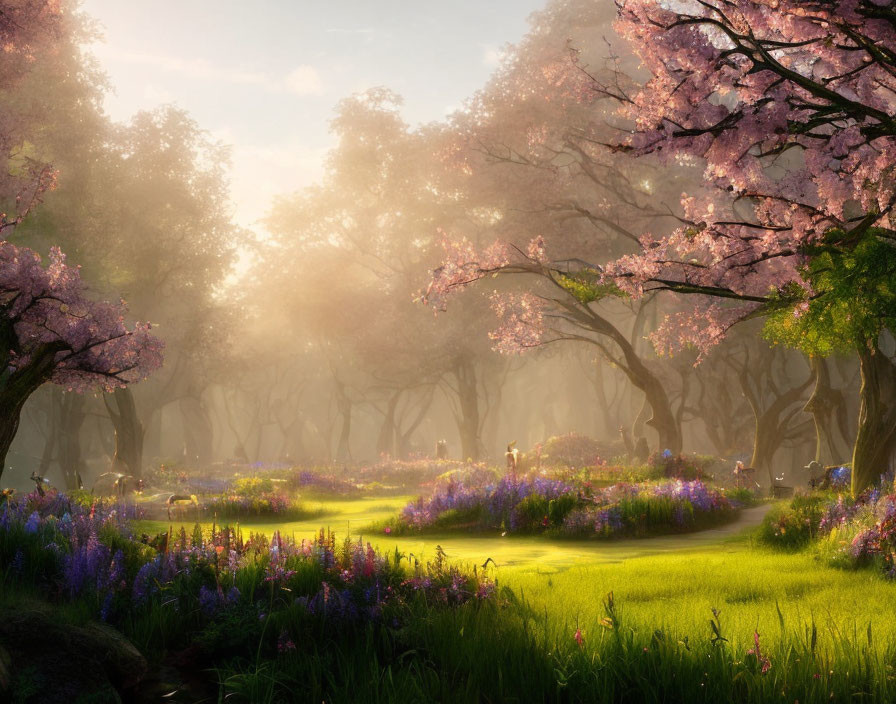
[1,490,500,634]
[24,511,40,534]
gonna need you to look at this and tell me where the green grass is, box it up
[134,495,414,539]
[205,533,896,702]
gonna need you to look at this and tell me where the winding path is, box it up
[369,502,777,571]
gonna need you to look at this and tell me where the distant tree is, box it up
[263,89,506,461]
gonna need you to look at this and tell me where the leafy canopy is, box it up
[764,229,896,356]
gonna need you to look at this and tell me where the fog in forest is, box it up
[0,0,875,493]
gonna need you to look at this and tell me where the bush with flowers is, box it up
[758,470,896,581]
[758,493,831,550]
[286,468,362,497]
[538,432,608,469]
[647,449,719,480]
[379,473,744,538]
[355,457,480,491]
[202,476,317,520]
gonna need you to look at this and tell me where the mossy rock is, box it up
[0,603,147,703]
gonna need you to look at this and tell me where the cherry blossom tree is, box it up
[588,0,896,492]
[421,0,695,454]
[0,243,163,480]
[0,0,73,232]
[423,233,684,453]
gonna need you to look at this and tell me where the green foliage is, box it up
[232,477,276,496]
[514,493,578,530]
[758,494,828,550]
[15,491,896,702]
[764,229,896,355]
[431,506,485,531]
[557,272,625,305]
[194,601,265,656]
[647,451,717,480]
[724,487,759,507]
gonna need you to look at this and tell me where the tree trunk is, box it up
[58,392,87,490]
[0,392,30,483]
[104,387,144,479]
[0,339,66,483]
[601,323,682,454]
[37,388,60,476]
[804,357,846,466]
[395,389,433,459]
[376,391,400,458]
[750,416,780,490]
[592,360,617,438]
[738,351,814,493]
[851,346,896,494]
[630,393,651,458]
[453,356,484,461]
[333,381,352,463]
[179,395,214,466]
[568,306,682,454]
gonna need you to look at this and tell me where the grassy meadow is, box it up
[8,479,896,702]
[136,497,896,669]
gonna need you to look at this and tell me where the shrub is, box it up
[231,476,275,496]
[287,470,360,498]
[538,433,605,469]
[758,494,830,550]
[647,450,718,480]
[388,476,737,539]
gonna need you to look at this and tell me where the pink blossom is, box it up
[1,242,163,393]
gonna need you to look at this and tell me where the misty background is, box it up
[2,0,857,490]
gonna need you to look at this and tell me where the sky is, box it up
[81,0,547,228]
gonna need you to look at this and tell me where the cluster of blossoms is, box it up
[828,466,852,491]
[396,473,738,538]
[1,243,163,392]
[598,0,896,358]
[400,474,572,532]
[0,490,499,633]
[287,470,361,497]
[421,236,552,355]
[840,492,896,577]
[765,474,896,562]
[1,490,140,617]
[204,491,292,518]
[818,493,864,533]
